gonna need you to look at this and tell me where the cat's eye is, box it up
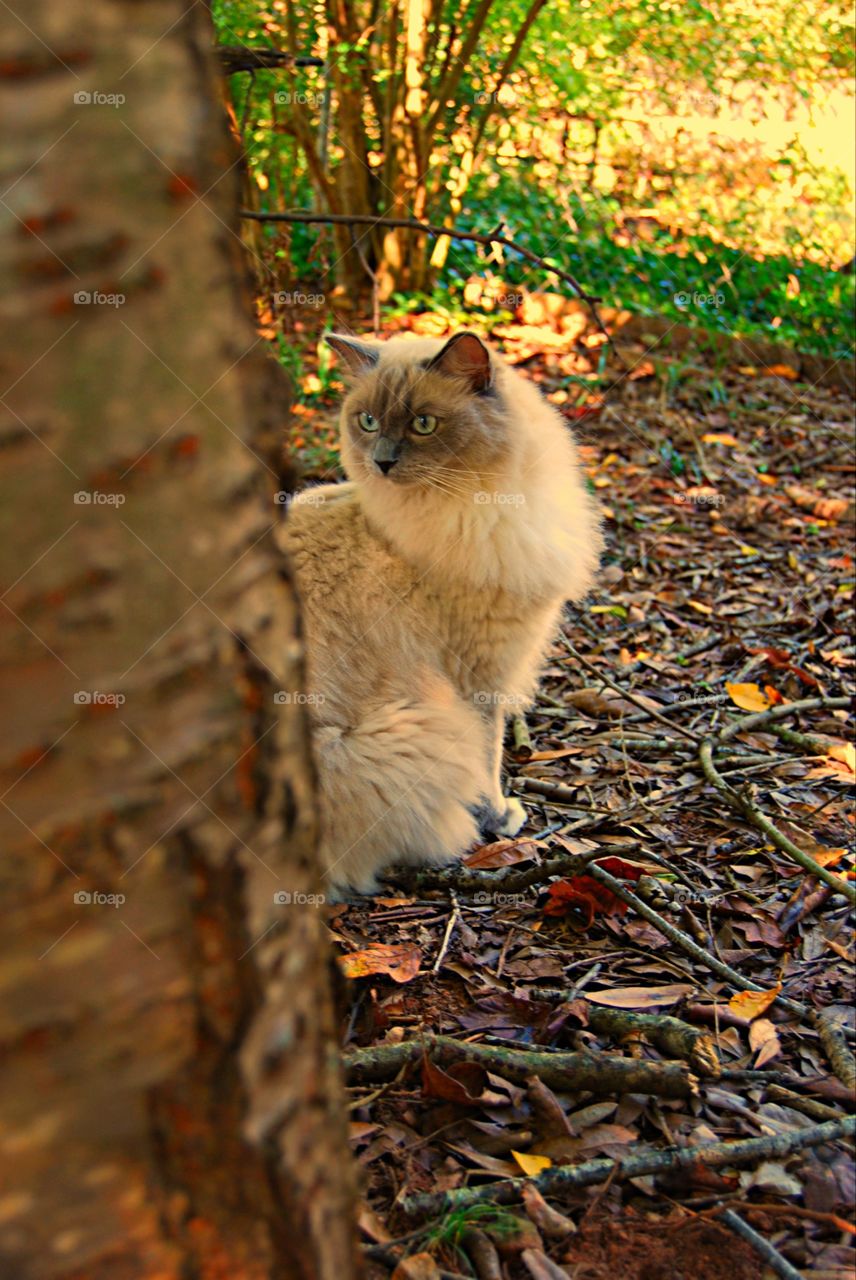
[411,414,438,435]
[357,411,378,432]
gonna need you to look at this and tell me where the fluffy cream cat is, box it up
[278,331,601,896]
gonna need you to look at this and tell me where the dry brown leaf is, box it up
[749,1017,782,1067]
[339,943,422,983]
[585,983,694,1009]
[463,838,541,869]
[392,1253,442,1280]
[728,984,781,1020]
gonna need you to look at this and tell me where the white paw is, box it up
[496,797,527,837]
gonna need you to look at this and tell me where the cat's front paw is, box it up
[474,795,528,839]
[496,796,527,837]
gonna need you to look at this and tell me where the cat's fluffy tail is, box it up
[314,689,488,896]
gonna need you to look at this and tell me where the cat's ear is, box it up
[325,333,379,375]
[426,332,492,393]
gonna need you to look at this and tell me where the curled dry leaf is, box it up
[543,856,645,924]
[749,1017,782,1067]
[338,943,422,983]
[421,1057,487,1105]
[728,983,782,1020]
[391,1253,442,1280]
[521,1184,577,1238]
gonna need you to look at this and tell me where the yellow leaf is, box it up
[688,600,713,615]
[729,984,781,1021]
[828,743,856,776]
[512,1151,552,1176]
[766,363,799,380]
[726,682,771,713]
[702,432,739,446]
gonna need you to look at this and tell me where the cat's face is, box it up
[329,333,513,494]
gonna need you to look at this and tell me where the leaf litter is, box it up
[293,309,854,1279]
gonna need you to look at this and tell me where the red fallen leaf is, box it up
[562,401,603,422]
[747,646,820,688]
[421,1057,487,1105]
[543,857,644,924]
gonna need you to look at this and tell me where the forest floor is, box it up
[279,299,855,1280]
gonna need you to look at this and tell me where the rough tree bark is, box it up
[0,3,360,1278]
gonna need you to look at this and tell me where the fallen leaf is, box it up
[726,681,771,712]
[765,364,800,380]
[421,1057,487,1105]
[392,1253,442,1280]
[585,983,694,1009]
[728,984,781,1020]
[702,432,739,446]
[339,943,421,983]
[749,1017,782,1067]
[464,838,541,869]
[512,1150,553,1176]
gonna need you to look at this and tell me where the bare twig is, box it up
[239,208,617,351]
[586,863,808,1019]
[217,46,324,74]
[432,892,462,972]
[699,698,855,903]
[400,1116,855,1218]
[809,1009,856,1091]
[717,1208,803,1280]
[560,639,702,743]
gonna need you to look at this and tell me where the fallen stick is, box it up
[699,735,855,902]
[560,640,702,743]
[343,1033,697,1099]
[385,846,611,895]
[809,1009,856,1092]
[400,1116,855,1219]
[526,990,720,1078]
[586,862,808,1019]
[718,1208,803,1280]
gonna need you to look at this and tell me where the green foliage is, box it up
[214,0,855,355]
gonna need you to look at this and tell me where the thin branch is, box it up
[699,696,854,903]
[216,46,324,74]
[718,1208,803,1280]
[586,862,808,1020]
[239,208,613,341]
[400,1116,855,1218]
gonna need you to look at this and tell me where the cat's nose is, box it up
[373,438,401,475]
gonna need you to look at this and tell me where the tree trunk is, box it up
[0,3,360,1278]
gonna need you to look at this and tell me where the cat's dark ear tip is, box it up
[324,333,380,374]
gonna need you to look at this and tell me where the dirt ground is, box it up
[282,304,855,1280]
